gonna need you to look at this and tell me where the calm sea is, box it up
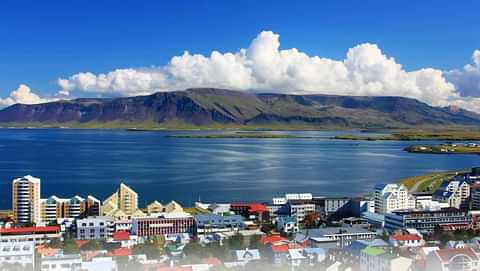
[1,128,479,209]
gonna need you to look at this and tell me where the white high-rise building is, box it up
[12,175,41,224]
[375,184,415,214]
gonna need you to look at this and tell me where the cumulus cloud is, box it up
[53,31,480,112]
[0,84,59,107]
[445,50,480,98]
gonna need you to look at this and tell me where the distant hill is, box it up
[1,88,480,129]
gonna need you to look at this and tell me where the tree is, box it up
[63,238,80,254]
[47,238,62,249]
[303,212,320,229]
[81,240,104,251]
[151,235,166,251]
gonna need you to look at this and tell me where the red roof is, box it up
[107,247,132,257]
[113,231,130,241]
[0,226,60,235]
[392,234,421,241]
[261,235,288,245]
[248,203,268,213]
[271,244,290,253]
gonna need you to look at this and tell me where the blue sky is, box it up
[0,0,479,110]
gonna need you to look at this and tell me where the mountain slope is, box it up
[1,88,480,128]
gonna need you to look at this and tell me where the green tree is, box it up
[81,240,104,251]
[63,239,80,254]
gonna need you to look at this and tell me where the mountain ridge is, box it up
[1,88,479,129]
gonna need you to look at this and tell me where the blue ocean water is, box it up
[1,128,479,209]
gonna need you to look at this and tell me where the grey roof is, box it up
[299,227,375,238]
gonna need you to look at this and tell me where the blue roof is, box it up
[303,247,325,255]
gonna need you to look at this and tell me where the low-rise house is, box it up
[287,248,306,267]
[111,231,137,248]
[234,248,261,263]
[389,232,424,248]
[276,216,299,234]
[0,242,35,269]
[426,247,480,271]
[360,246,413,271]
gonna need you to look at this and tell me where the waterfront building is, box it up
[147,200,184,215]
[433,179,471,209]
[195,213,244,234]
[101,183,145,219]
[76,216,114,240]
[0,226,61,245]
[12,175,41,224]
[40,195,100,223]
[131,213,195,237]
[374,184,415,214]
[0,241,35,269]
[426,247,479,271]
[384,208,471,234]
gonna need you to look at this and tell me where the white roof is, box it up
[288,249,306,260]
[13,175,40,184]
[285,193,312,201]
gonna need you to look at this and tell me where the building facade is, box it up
[76,216,114,240]
[131,213,195,237]
[385,208,471,233]
[375,184,415,214]
[101,183,144,219]
[0,241,35,269]
[12,175,41,225]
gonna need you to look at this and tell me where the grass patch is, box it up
[335,130,480,141]
[400,171,461,192]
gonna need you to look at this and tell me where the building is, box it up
[295,227,377,248]
[470,183,480,210]
[360,246,413,271]
[131,213,195,237]
[195,214,244,234]
[40,254,118,271]
[12,175,41,224]
[230,203,269,222]
[385,208,471,234]
[147,200,184,215]
[0,241,35,269]
[433,179,471,209]
[40,195,100,223]
[76,216,114,240]
[388,232,424,248]
[0,226,61,244]
[426,247,480,271]
[374,184,415,214]
[101,183,145,219]
[276,216,299,234]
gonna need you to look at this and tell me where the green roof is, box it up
[362,246,386,257]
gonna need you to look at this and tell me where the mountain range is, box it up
[1,88,479,129]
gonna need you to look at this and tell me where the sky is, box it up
[0,0,479,111]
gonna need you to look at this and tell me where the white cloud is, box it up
[0,84,61,107]
[445,50,480,98]
[52,31,480,113]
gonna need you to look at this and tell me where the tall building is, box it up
[12,175,41,225]
[374,184,415,214]
[101,183,144,219]
[433,179,470,209]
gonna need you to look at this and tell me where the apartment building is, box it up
[375,184,415,214]
[384,208,471,234]
[131,213,195,237]
[101,183,145,219]
[40,195,101,223]
[76,216,114,240]
[147,200,184,215]
[12,175,41,224]
[433,179,471,209]
[471,183,480,210]
[0,241,35,269]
